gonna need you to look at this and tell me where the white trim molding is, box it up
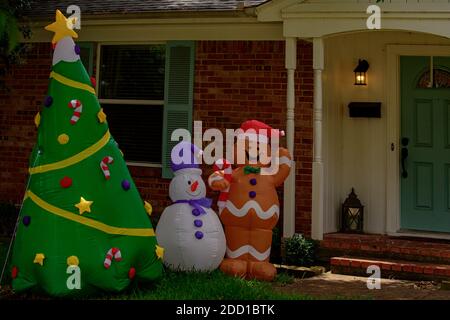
[386,44,450,237]
[26,17,284,42]
[126,162,162,168]
[283,37,297,238]
[311,37,325,241]
[99,99,164,106]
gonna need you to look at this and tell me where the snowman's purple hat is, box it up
[170,141,203,173]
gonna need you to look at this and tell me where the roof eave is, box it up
[22,7,259,23]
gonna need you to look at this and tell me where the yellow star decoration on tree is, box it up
[34,112,40,128]
[155,245,164,260]
[44,9,78,44]
[144,201,153,216]
[97,108,107,123]
[75,197,93,215]
[33,253,45,266]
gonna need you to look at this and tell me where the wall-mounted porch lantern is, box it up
[341,188,364,233]
[354,59,369,86]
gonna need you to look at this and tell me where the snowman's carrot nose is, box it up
[191,180,199,192]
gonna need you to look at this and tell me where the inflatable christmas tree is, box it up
[9,10,163,297]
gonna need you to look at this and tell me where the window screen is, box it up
[98,44,166,164]
[102,104,163,163]
[99,45,165,100]
[78,43,93,76]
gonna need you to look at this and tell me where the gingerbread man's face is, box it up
[233,139,273,168]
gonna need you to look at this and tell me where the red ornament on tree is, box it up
[90,77,96,88]
[60,176,73,188]
[128,267,136,279]
[11,266,18,279]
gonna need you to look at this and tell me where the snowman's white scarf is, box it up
[173,198,213,215]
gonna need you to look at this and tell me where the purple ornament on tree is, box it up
[121,179,131,191]
[23,216,31,226]
[44,96,53,107]
[74,44,81,55]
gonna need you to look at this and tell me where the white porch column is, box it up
[283,37,297,238]
[311,37,324,240]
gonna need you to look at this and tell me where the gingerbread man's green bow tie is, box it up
[244,166,261,175]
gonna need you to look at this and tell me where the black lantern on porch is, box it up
[354,59,369,86]
[341,188,364,233]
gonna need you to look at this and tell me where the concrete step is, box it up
[331,256,450,281]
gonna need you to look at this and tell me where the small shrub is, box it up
[284,233,318,267]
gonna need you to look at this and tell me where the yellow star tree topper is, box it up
[44,9,78,44]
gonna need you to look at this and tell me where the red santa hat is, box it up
[238,120,285,144]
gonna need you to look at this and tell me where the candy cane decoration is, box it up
[100,156,114,180]
[68,99,83,125]
[213,159,232,214]
[103,247,122,269]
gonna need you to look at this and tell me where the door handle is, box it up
[401,147,408,178]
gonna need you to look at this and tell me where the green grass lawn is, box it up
[103,270,307,300]
[0,240,309,300]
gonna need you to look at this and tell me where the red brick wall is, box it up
[194,41,313,236]
[0,43,51,204]
[0,40,313,236]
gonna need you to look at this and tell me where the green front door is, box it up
[401,56,450,233]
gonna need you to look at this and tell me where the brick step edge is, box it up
[318,247,450,265]
[331,257,450,281]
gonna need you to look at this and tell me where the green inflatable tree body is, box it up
[9,10,163,297]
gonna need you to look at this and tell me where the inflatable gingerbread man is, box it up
[208,120,292,281]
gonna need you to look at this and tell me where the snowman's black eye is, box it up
[188,181,191,185]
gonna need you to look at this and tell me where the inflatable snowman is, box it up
[156,141,226,271]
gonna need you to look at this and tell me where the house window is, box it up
[417,68,450,89]
[97,41,195,175]
[98,44,166,165]
[78,42,94,76]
